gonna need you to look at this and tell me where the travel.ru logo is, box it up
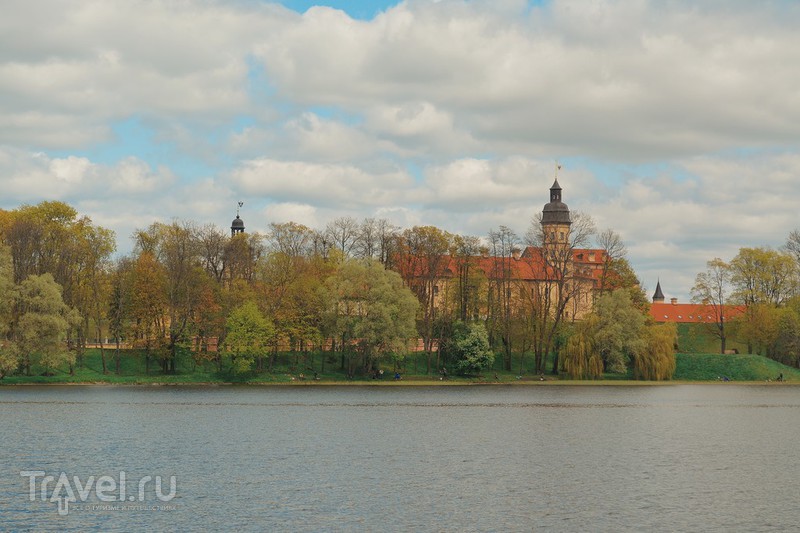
[21,470,177,516]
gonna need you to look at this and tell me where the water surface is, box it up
[1,384,798,531]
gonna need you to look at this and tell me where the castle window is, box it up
[559,231,565,240]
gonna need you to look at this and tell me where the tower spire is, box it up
[652,279,665,303]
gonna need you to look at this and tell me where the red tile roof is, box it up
[396,246,609,288]
[649,302,746,323]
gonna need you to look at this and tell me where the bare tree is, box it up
[525,211,595,374]
[197,224,228,284]
[451,234,482,321]
[268,222,314,258]
[596,228,627,293]
[487,226,519,371]
[396,226,453,374]
[691,258,732,354]
[325,216,360,259]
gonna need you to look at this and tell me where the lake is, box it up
[1,384,798,532]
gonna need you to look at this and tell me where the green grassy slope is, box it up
[674,353,800,381]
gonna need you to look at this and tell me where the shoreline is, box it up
[1,379,795,387]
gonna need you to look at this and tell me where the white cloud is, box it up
[229,158,414,209]
[3,0,800,302]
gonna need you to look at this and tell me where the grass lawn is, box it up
[674,352,800,381]
[3,345,800,385]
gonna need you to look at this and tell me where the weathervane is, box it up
[237,201,243,217]
[555,160,562,179]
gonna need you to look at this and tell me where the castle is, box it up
[401,178,610,322]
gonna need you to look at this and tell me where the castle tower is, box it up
[231,201,245,237]
[541,176,571,248]
[652,280,665,303]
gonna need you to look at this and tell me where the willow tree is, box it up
[562,317,603,379]
[633,322,677,381]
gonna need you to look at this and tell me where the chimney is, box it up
[480,247,489,258]
[670,298,678,305]
[512,248,521,260]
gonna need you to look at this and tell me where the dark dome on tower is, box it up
[542,178,571,225]
[231,214,245,236]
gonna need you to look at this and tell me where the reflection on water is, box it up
[1,385,798,532]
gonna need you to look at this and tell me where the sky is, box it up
[3,0,800,302]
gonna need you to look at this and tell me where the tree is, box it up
[487,226,520,371]
[325,216,360,259]
[108,258,134,375]
[729,247,796,307]
[257,251,329,369]
[396,226,453,373]
[773,306,800,368]
[14,273,78,375]
[0,245,17,378]
[268,222,315,259]
[129,252,168,374]
[525,211,596,374]
[592,289,647,374]
[224,301,275,374]
[450,235,484,322]
[633,323,677,380]
[443,321,495,375]
[197,224,229,284]
[784,229,800,268]
[224,232,264,286]
[322,259,418,376]
[562,317,603,379]
[691,258,733,354]
[733,303,780,357]
[134,221,211,373]
[596,228,627,293]
[356,218,398,265]
[72,222,116,372]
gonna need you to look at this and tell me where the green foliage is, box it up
[593,289,647,373]
[562,317,603,379]
[772,308,800,367]
[323,259,419,370]
[443,321,495,375]
[224,301,275,374]
[633,322,677,380]
[14,273,77,374]
[729,247,797,306]
[0,245,13,336]
[0,342,19,379]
